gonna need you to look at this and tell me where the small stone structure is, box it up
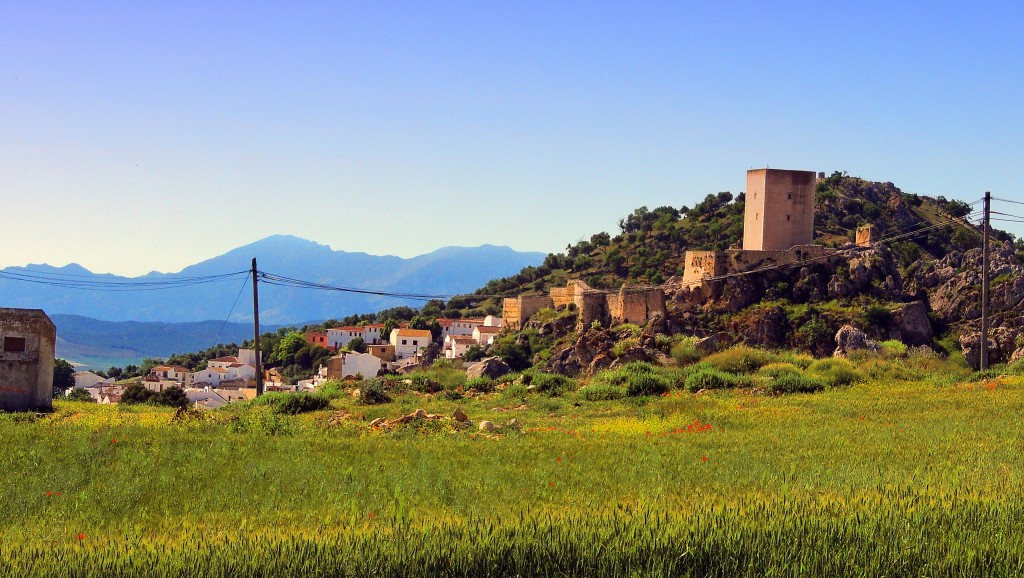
[0,308,56,412]
[503,280,666,330]
[856,224,877,247]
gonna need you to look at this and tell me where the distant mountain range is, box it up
[52,314,282,370]
[1,236,545,369]
[1,236,546,324]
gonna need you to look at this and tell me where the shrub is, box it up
[581,384,626,401]
[670,336,702,366]
[703,346,779,374]
[501,384,528,400]
[154,386,189,409]
[684,367,741,392]
[465,376,495,393]
[120,384,154,405]
[807,359,862,387]
[611,337,640,358]
[275,392,330,415]
[758,362,803,380]
[625,372,670,397]
[531,373,577,397]
[408,375,443,394]
[767,373,826,394]
[315,380,345,400]
[880,340,908,358]
[357,379,392,405]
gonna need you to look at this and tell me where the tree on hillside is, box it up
[348,337,366,353]
[65,388,95,403]
[121,384,154,405]
[52,359,75,398]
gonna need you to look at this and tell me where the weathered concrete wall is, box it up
[743,169,816,251]
[502,295,555,330]
[0,308,56,412]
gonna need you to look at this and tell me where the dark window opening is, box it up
[4,336,26,353]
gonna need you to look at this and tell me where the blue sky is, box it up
[2,1,1021,276]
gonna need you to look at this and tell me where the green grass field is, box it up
[2,351,1024,577]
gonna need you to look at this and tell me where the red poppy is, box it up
[549,482,554,487]
[46,492,52,497]
[111,439,117,444]
[556,457,561,462]
[56,492,61,496]
[76,533,85,540]
[701,457,708,462]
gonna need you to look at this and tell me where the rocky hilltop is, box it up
[480,173,1024,373]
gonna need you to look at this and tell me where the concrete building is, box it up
[325,351,382,379]
[742,168,817,251]
[390,328,433,360]
[0,308,56,412]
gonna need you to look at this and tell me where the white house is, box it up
[73,371,113,389]
[191,367,229,387]
[483,315,503,328]
[443,335,477,359]
[390,328,433,360]
[326,327,366,350]
[437,318,485,339]
[473,325,501,347]
[150,365,190,383]
[185,388,229,410]
[326,351,382,379]
[362,324,385,345]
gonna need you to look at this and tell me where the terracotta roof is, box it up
[395,328,432,338]
[363,324,384,329]
[339,326,364,332]
[476,326,501,333]
[209,356,239,363]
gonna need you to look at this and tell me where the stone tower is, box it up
[742,168,816,251]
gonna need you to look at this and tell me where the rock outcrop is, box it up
[465,357,512,380]
[833,325,880,357]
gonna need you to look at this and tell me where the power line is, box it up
[209,271,252,349]
[0,269,249,291]
[993,197,1024,206]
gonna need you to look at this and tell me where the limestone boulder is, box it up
[478,420,495,433]
[833,325,880,357]
[1010,347,1024,365]
[609,347,653,368]
[894,301,933,346]
[465,357,512,380]
[959,327,1020,369]
[545,329,616,377]
[452,408,469,423]
[737,306,788,349]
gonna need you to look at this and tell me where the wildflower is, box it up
[556,457,561,462]
[701,457,708,462]
[76,533,85,541]
[46,492,52,497]
[56,492,61,497]
[368,512,375,520]
[111,439,116,444]
[549,482,554,487]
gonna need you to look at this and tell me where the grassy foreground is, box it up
[2,356,1024,576]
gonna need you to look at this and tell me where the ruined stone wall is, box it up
[0,308,55,412]
[608,286,667,325]
[682,251,724,286]
[502,295,555,330]
[550,288,573,309]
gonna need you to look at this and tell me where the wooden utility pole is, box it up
[252,258,264,396]
[980,192,991,371]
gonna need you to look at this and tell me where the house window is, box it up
[413,340,419,346]
[787,215,791,221]
[787,192,793,200]
[3,336,25,353]
[402,339,408,345]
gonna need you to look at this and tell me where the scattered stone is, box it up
[414,408,427,418]
[505,418,520,430]
[491,407,507,413]
[478,420,495,433]
[327,412,351,427]
[1011,347,1024,365]
[833,324,880,357]
[453,408,469,422]
[350,389,360,400]
[368,417,387,429]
